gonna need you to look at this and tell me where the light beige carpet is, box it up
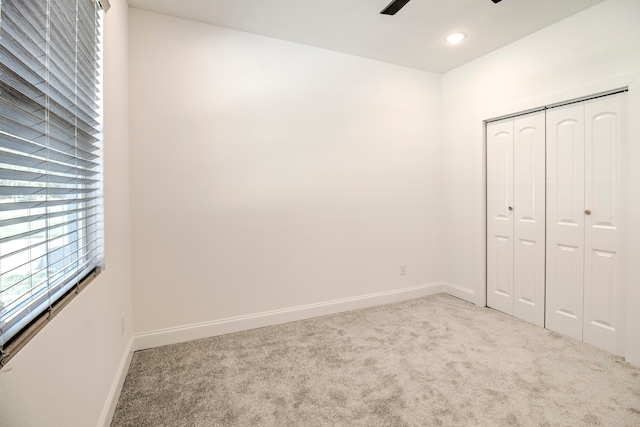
[112,294,640,426]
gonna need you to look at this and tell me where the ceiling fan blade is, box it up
[380,0,412,15]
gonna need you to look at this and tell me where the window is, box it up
[0,0,105,366]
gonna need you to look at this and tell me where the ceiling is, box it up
[127,0,603,73]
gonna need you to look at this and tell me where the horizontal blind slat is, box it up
[0,74,100,135]
[0,205,99,229]
[0,211,100,245]
[0,216,102,261]
[0,68,100,140]
[0,128,100,167]
[1,240,101,293]
[0,44,100,125]
[0,186,99,197]
[1,231,100,279]
[0,148,100,176]
[0,168,99,186]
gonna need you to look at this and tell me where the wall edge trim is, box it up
[442,282,477,304]
[133,282,446,351]
[98,336,134,427]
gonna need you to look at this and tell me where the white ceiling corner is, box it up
[127,0,603,73]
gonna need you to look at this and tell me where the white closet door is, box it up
[546,103,585,341]
[583,93,626,355]
[513,112,545,326]
[487,119,514,315]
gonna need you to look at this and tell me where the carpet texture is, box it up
[112,294,640,426]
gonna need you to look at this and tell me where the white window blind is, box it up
[0,0,104,364]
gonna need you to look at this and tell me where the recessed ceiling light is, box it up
[445,33,466,45]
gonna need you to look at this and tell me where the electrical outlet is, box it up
[400,264,407,276]
[120,314,125,336]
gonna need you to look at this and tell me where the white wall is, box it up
[129,9,443,341]
[0,0,133,425]
[442,0,640,364]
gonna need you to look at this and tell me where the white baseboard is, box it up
[442,282,477,304]
[133,282,445,351]
[98,336,134,427]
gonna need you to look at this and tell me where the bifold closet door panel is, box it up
[487,119,514,315]
[545,103,585,341]
[513,112,545,327]
[583,93,626,355]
